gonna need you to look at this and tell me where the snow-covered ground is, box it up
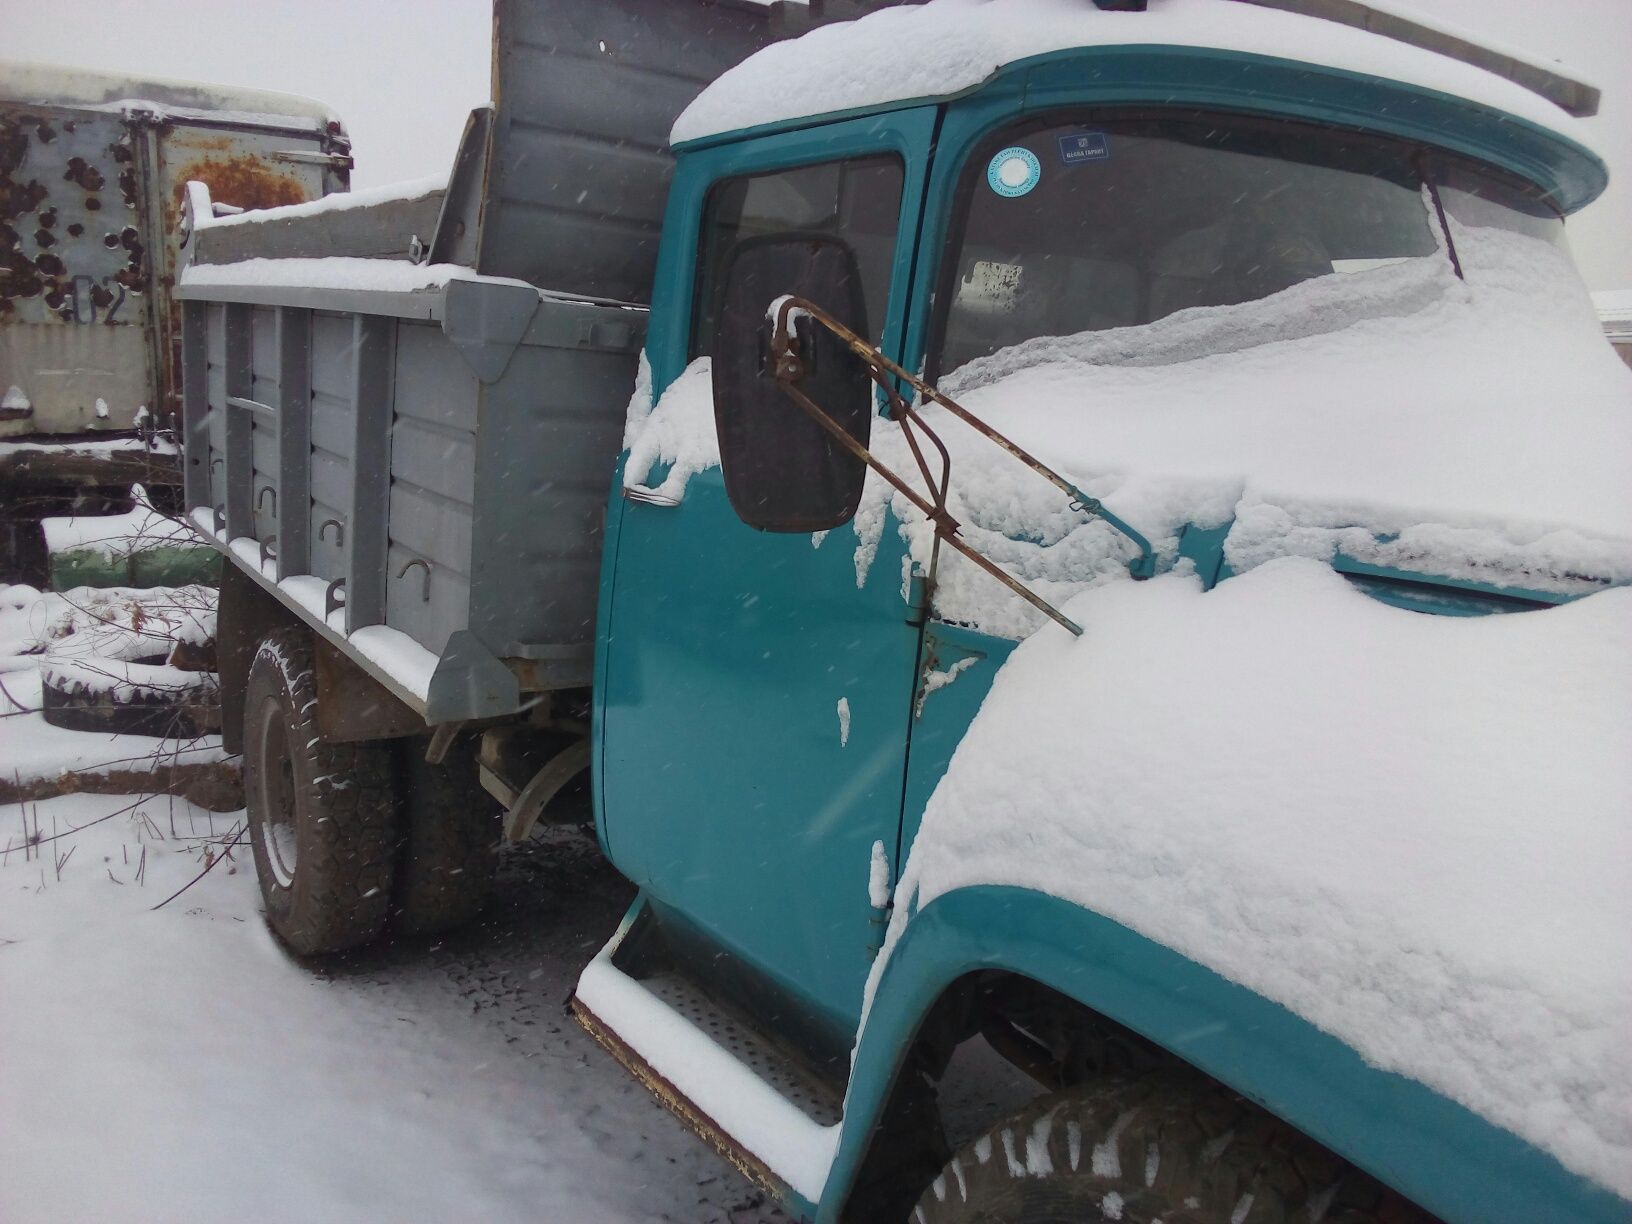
[0,800,790,1223]
[1,573,791,1221]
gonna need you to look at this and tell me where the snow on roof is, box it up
[672,0,1600,154]
[0,59,338,130]
[881,555,1632,1200]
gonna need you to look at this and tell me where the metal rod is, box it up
[773,296,1155,578]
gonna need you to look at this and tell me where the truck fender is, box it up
[819,885,1621,1224]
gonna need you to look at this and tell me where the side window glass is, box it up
[692,155,904,359]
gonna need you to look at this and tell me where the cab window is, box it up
[691,155,904,360]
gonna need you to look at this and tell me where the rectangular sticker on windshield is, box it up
[1058,131,1110,165]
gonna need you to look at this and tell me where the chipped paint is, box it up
[3,73,347,437]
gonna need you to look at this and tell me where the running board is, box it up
[572,941,841,1211]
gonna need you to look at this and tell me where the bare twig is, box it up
[151,823,244,910]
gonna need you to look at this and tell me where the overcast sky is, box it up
[7,0,1628,289]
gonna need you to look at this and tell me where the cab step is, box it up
[571,915,843,1210]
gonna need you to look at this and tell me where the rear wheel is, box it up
[391,734,500,935]
[912,1074,1433,1223]
[243,629,397,955]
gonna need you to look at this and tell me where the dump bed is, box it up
[178,262,643,723]
[174,0,881,725]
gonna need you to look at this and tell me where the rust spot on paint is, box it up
[63,156,105,192]
[168,154,310,226]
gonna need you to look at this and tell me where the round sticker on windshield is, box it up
[987,147,1041,198]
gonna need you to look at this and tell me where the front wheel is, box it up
[243,629,398,955]
[912,1075,1433,1223]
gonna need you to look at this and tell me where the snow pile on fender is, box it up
[885,557,1632,1197]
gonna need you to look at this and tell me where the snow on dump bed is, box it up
[198,175,446,231]
[178,256,533,297]
[881,557,1632,1197]
[672,0,1600,149]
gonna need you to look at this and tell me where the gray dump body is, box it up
[179,278,641,722]
[177,0,870,724]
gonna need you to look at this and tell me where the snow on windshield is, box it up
[621,221,1631,639]
[853,221,1632,638]
[672,0,1600,153]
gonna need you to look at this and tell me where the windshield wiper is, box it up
[769,296,1157,638]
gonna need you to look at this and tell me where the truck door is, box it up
[598,110,935,1036]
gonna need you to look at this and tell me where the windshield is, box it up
[930,112,1566,381]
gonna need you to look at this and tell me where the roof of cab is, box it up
[671,0,1605,210]
[0,60,340,131]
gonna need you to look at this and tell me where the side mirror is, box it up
[711,232,872,532]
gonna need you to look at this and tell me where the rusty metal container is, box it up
[1,62,351,439]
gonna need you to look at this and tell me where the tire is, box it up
[390,734,500,935]
[243,628,397,956]
[912,1075,1434,1224]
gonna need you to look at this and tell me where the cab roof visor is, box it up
[1228,0,1601,118]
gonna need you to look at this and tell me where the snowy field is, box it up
[0,579,793,1222]
[0,801,791,1223]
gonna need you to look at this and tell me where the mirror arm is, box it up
[771,296,1156,582]
[770,302,1085,638]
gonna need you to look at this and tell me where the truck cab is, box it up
[587,5,1630,1222]
[179,3,1629,1221]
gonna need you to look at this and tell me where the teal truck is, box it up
[180,1,1632,1221]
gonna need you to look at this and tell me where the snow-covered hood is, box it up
[877,557,1632,1200]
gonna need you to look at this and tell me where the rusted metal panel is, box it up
[1,100,152,435]
[1,66,350,443]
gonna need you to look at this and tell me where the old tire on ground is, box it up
[243,628,397,956]
[390,734,500,935]
[913,1074,1433,1224]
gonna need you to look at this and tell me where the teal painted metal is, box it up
[899,622,1013,863]
[596,107,940,1038]
[1059,481,1156,578]
[1175,520,1233,587]
[820,887,1629,1224]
